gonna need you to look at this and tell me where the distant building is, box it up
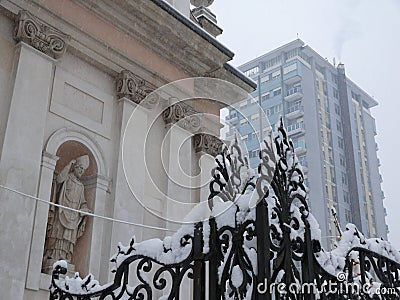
[225,39,387,247]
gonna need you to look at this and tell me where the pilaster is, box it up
[87,174,111,281]
[110,70,157,276]
[193,133,223,204]
[25,152,59,290]
[0,10,69,299]
[161,102,204,228]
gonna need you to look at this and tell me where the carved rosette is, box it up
[14,10,70,59]
[162,102,202,132]
[116,70,155,105]
[193,133,223,157]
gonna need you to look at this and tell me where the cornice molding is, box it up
[13,10,70,59]
[2,0,254,93]
[193,133,222,157]
[70,0,228,76]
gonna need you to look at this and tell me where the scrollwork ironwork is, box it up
[50,119,400,300]
[50,224,201,300]
[208,136,256,208]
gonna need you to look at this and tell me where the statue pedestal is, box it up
[42,259,76,278]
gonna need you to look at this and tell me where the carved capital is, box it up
[163,102,202,132]
[193,133,223,157]
[116,70,155,104]
[14,10,70,59]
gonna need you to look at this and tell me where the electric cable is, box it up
[0,184,174,232]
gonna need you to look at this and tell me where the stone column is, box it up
[193,133,223,202]
[25,152,59,290]
[162,103,202,229]
[85,174,110,281]
[107,71,157,281]
[0,11,69,299]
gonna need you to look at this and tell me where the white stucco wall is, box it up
[0,14,15,158]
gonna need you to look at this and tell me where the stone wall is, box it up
[0,1,254,299]
[0,12,15,158]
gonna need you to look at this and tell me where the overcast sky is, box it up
[210,0,400,248]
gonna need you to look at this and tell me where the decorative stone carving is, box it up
[42,155,91,273]
[163,102,202,132]
[141,91,160,109]
[116,70,155,104]
[193,133,223,157]
[14,10,70,59]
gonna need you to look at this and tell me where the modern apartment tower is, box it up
[224,39,387,247]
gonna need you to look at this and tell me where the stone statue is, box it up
[43,155,91,268]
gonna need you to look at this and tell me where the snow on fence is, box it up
[50,119,400,300]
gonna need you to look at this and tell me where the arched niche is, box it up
[45,128,107,177]
[39,128,109,277]
[42,140,97,275]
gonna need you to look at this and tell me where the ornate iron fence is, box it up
[50,120,400,300]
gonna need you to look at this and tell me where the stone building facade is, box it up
[0,1,255,299]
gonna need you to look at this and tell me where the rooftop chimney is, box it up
[337,63,345,75]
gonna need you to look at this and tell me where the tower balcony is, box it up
[293,141,307,155]
[284,74,302,85]
[286,105,304,119]
[287,122,305,136]
[284,86,303,102]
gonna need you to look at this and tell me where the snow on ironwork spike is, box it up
[125,236,135,255]
[82,274,92,290]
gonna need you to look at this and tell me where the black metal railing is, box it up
[50,119,400,300]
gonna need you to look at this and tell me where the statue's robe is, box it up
[44,173,88,262]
